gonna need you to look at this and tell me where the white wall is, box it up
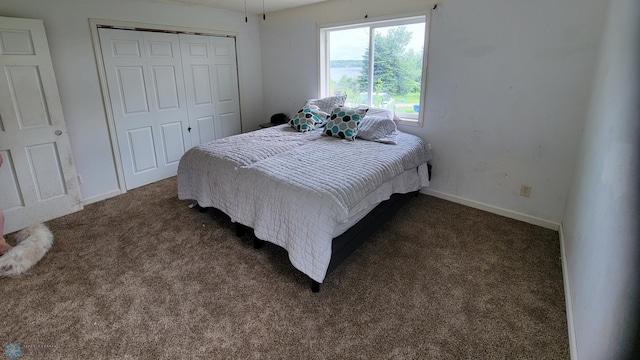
[0,0,264,203]
[260,0,607,226]
[561,0,640,357]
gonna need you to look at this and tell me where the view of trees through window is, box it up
[326,19,426,119]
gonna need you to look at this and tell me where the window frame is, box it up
[318,12,431,127]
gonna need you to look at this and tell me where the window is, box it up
[320,15,430,125]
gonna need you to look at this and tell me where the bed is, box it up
[177,107,432,291]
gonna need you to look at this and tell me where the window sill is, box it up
[395,118,423,127]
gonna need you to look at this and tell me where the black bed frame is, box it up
[203,164,431,293]
[230,190,419,293]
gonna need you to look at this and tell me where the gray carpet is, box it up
[0,177,568,359]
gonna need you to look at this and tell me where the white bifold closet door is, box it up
[98,28,241,191]
[0,16,83,234]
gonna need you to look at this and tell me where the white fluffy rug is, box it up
[0,223,53,277]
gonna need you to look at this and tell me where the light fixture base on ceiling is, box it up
[245,0,266,22]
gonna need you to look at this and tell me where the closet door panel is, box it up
[99,28,188,190]
[210,37,241,138]
[144,31,190,175]
[180,34,217,146]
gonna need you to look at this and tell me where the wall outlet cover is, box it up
[520,184,532,197]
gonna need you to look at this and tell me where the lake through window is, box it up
[320,15,429,124]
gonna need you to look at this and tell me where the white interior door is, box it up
[180,34,241,146]
[98,28,190,190]
[0,16,83,234]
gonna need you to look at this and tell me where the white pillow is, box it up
[305,95,347,114]
[355,105,403,123]
[357,115,399,144]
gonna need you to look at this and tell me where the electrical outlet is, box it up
[520,184,532,197]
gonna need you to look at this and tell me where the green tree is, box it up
[331,75,361,102]
[359,26,422,97]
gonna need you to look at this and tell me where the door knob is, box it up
[55,130,62,136]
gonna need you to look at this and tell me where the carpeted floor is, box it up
[0,177,568,359]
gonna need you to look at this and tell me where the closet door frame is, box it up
[89,19,242,194]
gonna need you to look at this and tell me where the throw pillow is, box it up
[289,105,322,132]
[323,106,368,140]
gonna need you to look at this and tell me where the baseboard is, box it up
[81,189,123,206]
[421,189,560,230]
[559,223,578,360]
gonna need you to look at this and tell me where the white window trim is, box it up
[318,11,432,127]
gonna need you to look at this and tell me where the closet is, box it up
[98,28,241,190]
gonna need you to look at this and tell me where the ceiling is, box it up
[151,0,331,14]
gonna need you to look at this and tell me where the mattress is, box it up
[178,125,431,282]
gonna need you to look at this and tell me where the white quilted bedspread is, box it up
[178,126,431,282]
[178,125,321,215]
